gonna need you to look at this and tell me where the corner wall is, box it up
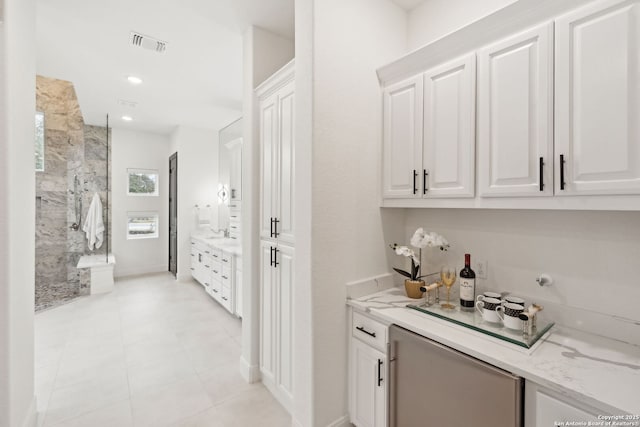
[307,0,407,424]
[111,128,170,277]
[0,0,37,425]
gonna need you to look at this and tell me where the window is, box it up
[127,212,159,239]
[35,112,45,171]
[127,168,159,196]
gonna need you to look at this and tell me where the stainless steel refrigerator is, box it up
[389,325,523,427]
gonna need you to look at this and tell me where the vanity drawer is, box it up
[221,266,232,287]
[352,311,387,352]
[221,285,232,311]
[210,248,222,261]
[220,252,232,265]
[210,261,222,279]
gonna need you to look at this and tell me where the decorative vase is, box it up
[404,279,425,299]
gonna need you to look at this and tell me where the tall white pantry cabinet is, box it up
[256,59,295,414]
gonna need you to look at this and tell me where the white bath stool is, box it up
[77,254,116,295]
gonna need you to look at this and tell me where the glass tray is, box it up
[407,302,554,349]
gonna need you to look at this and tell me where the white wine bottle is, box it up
[459,254,476,310]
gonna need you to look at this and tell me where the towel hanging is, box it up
[83,192,104,250]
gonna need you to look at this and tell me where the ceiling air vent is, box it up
[130,31,167,53]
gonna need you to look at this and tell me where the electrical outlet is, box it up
[476,260,488,279]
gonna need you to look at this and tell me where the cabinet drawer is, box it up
[352,311,387,352]
[221,266,232,286]
[220,252,232,265]
[221,286,232,311]
[210,261,222,279]
[210,248,222,261]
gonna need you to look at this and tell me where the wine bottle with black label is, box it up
[459,253,476,310]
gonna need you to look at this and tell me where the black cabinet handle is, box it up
[270,217,274,237]
[273,218,280,238]
[377,359,383,387]
[273,248,279,268]
[204,265,210,268]
[205,250,210,254]
[190,268,195,271]
[269,246,274,267]
[198,254,202,263]
[423,169,429,194]
[222,275,228,280]
[212,254,218,258]
[539,157,544,191]
[213,270,218,274]
[222,297,228,301]
[213,289,218,293]
[560,154,566,190]
[412,170,418,194]
[355,326,376,338]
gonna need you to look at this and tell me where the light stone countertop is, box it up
[190,232,242,256]
[347,287,640,417]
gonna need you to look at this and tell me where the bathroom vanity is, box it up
[190,234,242,317]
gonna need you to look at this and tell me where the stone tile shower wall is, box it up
[35,76,111,311]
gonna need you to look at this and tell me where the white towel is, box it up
[83,192,105,250]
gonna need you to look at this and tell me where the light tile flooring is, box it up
[35,273,290,427]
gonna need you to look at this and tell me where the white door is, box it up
[260,92,279,240]
[260,240,277,385]
[275,243,294,408]
[423,53,476,198]
[555,0,640,195]
[277,81,295,245]
[478,23,554,197]
[382,75,424,198]
[350,338,386,427]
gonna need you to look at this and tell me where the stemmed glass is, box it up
[440,266,457,309]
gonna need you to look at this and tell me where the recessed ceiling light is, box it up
[127,76,143,85]
[122,115,133,122]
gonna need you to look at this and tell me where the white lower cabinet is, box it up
[190,238,241,316]
[260,239,294,412]
[524,381,603,427]
[235,256,242,318]
[349,310,388,427]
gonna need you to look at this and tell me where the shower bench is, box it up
[77,254,116,295]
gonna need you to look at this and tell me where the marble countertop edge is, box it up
[347,288,640,416]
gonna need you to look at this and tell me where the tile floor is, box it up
[35,273,291,427]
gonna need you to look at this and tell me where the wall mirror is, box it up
[218,117,242,231]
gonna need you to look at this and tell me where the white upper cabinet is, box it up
[478,23,554,197]
[423,53,476,198]
[259,78,295,244]
[382,75,424,198]
[555,0,640,196]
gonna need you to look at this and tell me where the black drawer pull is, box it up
[222,297,228,301]
[222,275,228,280]
[213,254,218,258]
[190,268,195,271]
[204,265,210,268]
[377,359,383,387]
[412,169,418,194]
[356,326,376,338]
[539,157,545,191]
[423,169,429,194]
[213,289,218,293]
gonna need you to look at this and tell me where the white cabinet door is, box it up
[275,244,294,407]
[423,53,476,198]
[276,81,295,245]
[350,338,386,427]
[260,240,277,385]
[478,23,554,197]
[555,0,640,196]
[525,382,601,427]
[260,92,279,240]
[382,75,424,198]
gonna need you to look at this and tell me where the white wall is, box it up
[240,25,294,385]
[169,125,219,281]
[306,0,407,424]
[407,0,517,50]
[0,0,37,425]
[111,128,170,277]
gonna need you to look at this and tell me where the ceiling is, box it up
[389,0,430,11]
[35,0,294,135]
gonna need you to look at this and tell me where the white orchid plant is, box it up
[390,228,449,281]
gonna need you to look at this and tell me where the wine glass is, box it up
[440,266,457,309]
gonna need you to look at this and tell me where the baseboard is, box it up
[22,396,37,427]
[114,264,167,278]
[176,272,193,283]
[239,356,261,384]
[326,415,351,427]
